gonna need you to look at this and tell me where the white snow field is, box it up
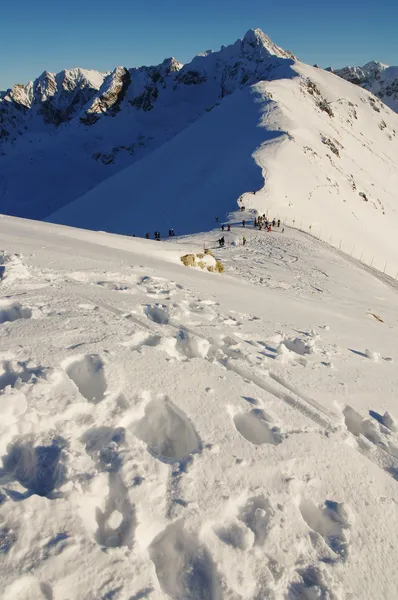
[1,216,398,599]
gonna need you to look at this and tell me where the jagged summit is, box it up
[242,28,296,60]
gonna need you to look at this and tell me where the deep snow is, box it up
[1,216,398,599]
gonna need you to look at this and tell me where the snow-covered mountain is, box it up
[0,29,296,218]
[1,29,398,274]
[331,61,398,113]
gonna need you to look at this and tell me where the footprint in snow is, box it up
[0,300,32,324]
[299,498,351,562]
[0,435,67,499]
[233,409,282,446]
[132,397,202,466]
[215,495,274,550]
[64,354,107,404]
[149,521,223,600]
[0,359,46,392]
[144,303,170,325]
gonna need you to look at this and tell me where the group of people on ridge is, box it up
[254,216,281,231]
[145,229,175,240]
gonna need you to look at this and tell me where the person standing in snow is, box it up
[268,225,272,232]
[215,216,219,223]
[277,219,281,228]
[145,232,150,239]
[272,219,276,227]
[242,219,246,227]
[227,224,231,231]
[254,217,257,227]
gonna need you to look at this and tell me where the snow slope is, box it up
[50,59,398,274]
[334,62,398,113]
[1,216,398,599]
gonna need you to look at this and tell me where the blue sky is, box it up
[1,0,397,89]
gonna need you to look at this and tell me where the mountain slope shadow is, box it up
[48,71,297,237]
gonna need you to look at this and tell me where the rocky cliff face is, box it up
[331,62,398,113]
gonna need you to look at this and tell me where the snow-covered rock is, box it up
[333,61,398,113]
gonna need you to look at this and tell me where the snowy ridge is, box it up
[50,59,398,275]
[1,216,398,599]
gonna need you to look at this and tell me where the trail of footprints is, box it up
[0,346,354,599]
[0,264,395,599]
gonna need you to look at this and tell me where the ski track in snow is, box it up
[1,224,398,599]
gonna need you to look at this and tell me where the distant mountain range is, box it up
[329,61,398,113]
[0,29,398,271]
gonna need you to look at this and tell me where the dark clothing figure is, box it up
[282,228,285,234]
[221,225,225,231]
[277,219,281,228]
[227,224,231,231]
[242,220,246,227]
[254,217,257,227]
[154,231,160,240]
[145,232,150,239]
[219,236,225,248]
[215,216,219,223]
[272,219,276,227]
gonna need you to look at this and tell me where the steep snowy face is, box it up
[334,62,398,113]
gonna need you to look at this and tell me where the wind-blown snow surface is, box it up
[49,60,398,273]
[1,216,398,599]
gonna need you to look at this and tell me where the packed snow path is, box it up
[0,217,398,599]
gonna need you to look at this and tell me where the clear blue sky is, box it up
[1,0,397,89]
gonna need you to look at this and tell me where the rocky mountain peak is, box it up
[242,28,296,61]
